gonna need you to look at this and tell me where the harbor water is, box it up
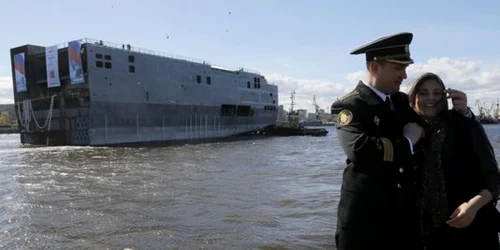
[1,126,500,249]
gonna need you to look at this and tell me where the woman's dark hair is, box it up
[407,72,448,110]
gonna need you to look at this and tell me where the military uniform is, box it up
[332,33,422,250]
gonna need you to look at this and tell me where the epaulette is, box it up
[331,90,359,115]
[338,90,359,102]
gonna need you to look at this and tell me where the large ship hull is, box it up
[11,39,278,146]
[87,102,274,146]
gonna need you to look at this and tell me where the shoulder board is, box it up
[338,90,359,102]
[331,90,360,115]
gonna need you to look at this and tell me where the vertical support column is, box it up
[136,113,139,142]
[190,115,193,140]
[105,112,108,143]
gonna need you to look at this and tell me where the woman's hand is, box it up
[446,202,478,228]
[445,88,468,116]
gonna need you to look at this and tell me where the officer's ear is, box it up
[367,61,384,76]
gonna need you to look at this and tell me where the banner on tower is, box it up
[68,41,84,85]
[14,52,27,92]
[46,45,61,88]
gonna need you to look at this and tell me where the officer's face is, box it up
[375,62,408,94]
[414,80,446,118]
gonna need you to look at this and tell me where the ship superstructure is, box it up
[10,39,278,146]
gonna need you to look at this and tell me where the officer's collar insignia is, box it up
[373,116,380,126]
[338,109,353,126]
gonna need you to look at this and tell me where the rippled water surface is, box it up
[2,125,500,249]
[0,127,345,249]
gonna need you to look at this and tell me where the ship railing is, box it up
[53,38,211,66]
[211,65,261,76]
[238,67,261,75]
[52,38,263,76]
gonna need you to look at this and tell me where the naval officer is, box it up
[331,32,473,250]
[332,32,425,250]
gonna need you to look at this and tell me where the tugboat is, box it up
[264,91,328,136]
[300,95,325,127]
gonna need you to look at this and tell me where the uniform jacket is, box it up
[331,81,422,250]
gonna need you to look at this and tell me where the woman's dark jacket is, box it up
[415,110,500,236]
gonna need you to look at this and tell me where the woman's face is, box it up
[414,79,446,118]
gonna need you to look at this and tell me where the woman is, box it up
[408,72,500,249]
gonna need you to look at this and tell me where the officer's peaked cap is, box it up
[350,32,414,64]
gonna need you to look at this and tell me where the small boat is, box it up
[265,91,328,136]
[263,123,328,136]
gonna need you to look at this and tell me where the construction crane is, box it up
[495,98,500,119]
[474,98,499,120]
[475,99,487,118]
